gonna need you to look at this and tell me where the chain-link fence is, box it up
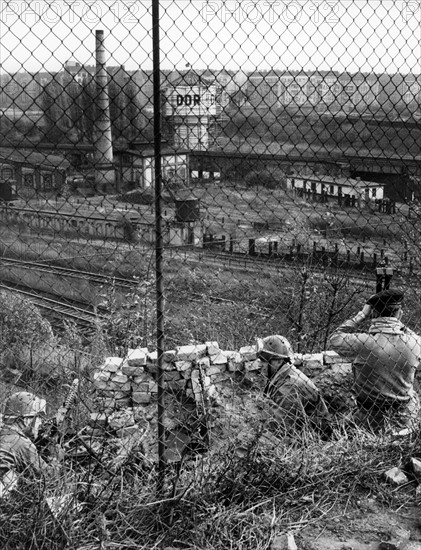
[0,1,421,548]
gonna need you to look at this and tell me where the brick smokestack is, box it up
[94,29,115,190]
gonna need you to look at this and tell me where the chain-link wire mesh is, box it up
[0,1,421,547]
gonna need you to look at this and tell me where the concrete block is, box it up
[102,357,125,372]
[163,371,182,382]
[207,365,226,376]
[89,413,108,427]
[225,350,242,363]
[105,380,132,392]
[132,392,152,405]
[122,364,145,376]
[163,349,177,362]
[93,370,111,382]
[149,381,158,393]
[303,360,323,371]
[162,361,176,372]
[175,344,207,361]
[110,373,129,384]
[131,382,150,393]
[271,532,297,550]
[303,352,324,364]
[93,379,111,390]
[206,341,220,355]
[175,360,193,372]
[109,410,135,429]
[210,351,229,365]
[165,379,186,391]
[329,363,353,376]
[126,348,147,366]
[147,351,158,364]
[410,457,421,476]
[180,368,193,379]
[191,378,202,394]
[323,350,341,364]
[211,372,231,383]
[145,363,158,375]
[133,373,153,384]
[228,359,244,372]
[198,357,210,369]
[114,397,132,409]
[95,397,117,410]
[384,467,408,485]
[239,346,257,361]
[244,359,261,371]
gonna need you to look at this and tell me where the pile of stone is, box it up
[86,341,349,439]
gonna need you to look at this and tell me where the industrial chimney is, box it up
[94,29,115,191]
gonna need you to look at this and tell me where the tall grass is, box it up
[1,396,418,549]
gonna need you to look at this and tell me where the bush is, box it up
[244,168,286,190]
[0,292,53,353]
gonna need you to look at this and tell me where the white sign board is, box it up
[164,85,218,116]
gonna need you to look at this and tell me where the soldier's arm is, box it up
[17,439,56,476]
[328,305,372,357]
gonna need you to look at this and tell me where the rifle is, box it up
[35,378,80,458]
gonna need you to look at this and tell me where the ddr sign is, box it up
[176,94,201,106]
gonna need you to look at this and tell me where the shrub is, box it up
[244,169,286,190]
[0,291,53,354]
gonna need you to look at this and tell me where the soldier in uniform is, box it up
[328,289,421,435]
[0,391,59,499]
[257,335,331,433]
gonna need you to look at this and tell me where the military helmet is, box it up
[256,335,294,362]
[3,392,46,419]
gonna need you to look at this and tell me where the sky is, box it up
[0,0,420,75]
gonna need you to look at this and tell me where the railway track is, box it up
[0,257,138,290]
[0,282,107,329]
[166,247,381,289]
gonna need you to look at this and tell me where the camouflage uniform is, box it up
[266,363,331,430]
[0,425,50,498]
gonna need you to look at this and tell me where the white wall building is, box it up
[286,174,384,203]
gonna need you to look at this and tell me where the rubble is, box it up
[271,532,298,550]
[85,344,357,461]
[384,467,409,486]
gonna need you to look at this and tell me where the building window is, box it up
[1,168,13,180]
[23,172,35,186]
[330,185,334,194]
[41,173,53,190]
[372,188,377,198]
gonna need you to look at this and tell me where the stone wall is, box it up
[88,341,353,440]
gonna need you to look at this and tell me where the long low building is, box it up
[0,147,69,200]
[286,173,385,204]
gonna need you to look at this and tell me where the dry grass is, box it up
[1,374,419,550]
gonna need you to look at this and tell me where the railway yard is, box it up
[0,180,416,348]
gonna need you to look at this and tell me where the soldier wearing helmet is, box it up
[0,391,57,499]
[257,335,330,432]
